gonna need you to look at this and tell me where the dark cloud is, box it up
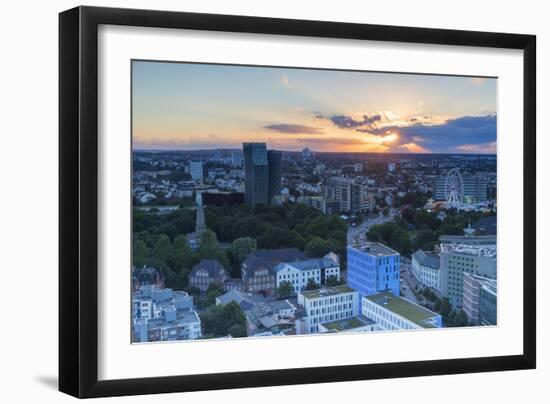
[312,111,325,119]
[294,137,364,145]
[446,115,496,129]
[366,115,497,153]
[263,124,324,134]
[329,114,381,129]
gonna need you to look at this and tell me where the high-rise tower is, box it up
[243,143,282,206]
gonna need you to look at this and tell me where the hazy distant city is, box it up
[131,61,497,343]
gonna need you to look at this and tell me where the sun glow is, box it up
[370,132,398,145]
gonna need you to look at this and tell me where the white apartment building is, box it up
[362,292,442,330]
[411,250,441,291]
[298,285,359,334]
[274,256,340,294]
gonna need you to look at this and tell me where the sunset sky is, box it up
[132,60,497,154]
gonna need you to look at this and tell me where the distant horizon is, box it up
[133,61,497,154]
[132,147,497,156]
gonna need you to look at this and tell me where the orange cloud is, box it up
[397,142,429,153]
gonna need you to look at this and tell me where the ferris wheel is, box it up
[445,168,464,208]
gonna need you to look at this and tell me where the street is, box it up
[346,209,397,244]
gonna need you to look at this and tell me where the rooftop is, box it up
[145,310,200,329]
[349,242,399,257]
[322,315,375,332]
[412,250,440,270]
[215,289,267,307]
[300,285,356,299]
[242,248,305,278]
[274,256,338,273]
[365,292,440,328]
[439,234,496,245]
[440,243,497,258]
[191,258,227,277]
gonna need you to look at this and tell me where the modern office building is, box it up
[463,273,497,325]
[298,285,359,334]
[230,151,242,167]
[439,235,496,309]
[347,242,400,297]
[324,177,373,213]
[297,196,341,216]
[362,292,442,330]
[243,143,268,205]
[439,234,497,246]
[267,150,282,204]
[411,250,441,291]
[243,142,282,206]
[274,254,340,294]
[433,173,489,202]
[189,160,204,183]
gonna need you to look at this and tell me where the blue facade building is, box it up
[347,242,400,297]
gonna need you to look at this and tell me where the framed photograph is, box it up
[59,6,536,398]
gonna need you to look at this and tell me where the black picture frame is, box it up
[59,5,536,398]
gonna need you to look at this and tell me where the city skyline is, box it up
[132,61,497,154]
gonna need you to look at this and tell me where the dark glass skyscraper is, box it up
[267,150,282,204]
[243,143,282,206]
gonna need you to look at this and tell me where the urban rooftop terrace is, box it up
[322,315,375,332]
[300,285,356,299]
[349,242,400,257]
[365,292,439,328]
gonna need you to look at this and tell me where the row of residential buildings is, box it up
[187,248,341,297]
[296,176,376,215]
[410,226,497,325]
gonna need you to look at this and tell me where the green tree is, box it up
[233,216,265,239]
[163,268,187,290]
[366,227,382,242]
[277,281,294,298]
[325,275,344,287]
[201,301,247,338]
[389,228,412,254]
[198,283,226,309]
[231,237,257,268]
[439,298,452,317]
[133,239,150,268]
[305,278,319,291]
[227,323,247,338]
[290,231,307,251]
[170,234,193,271]
[304,237,337,258]
[414,209,441,230]
[258,225,293,249]
[198,230,220,258]
[306,216,330,239]
[415,229,437,251]
[152,234,171,271]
